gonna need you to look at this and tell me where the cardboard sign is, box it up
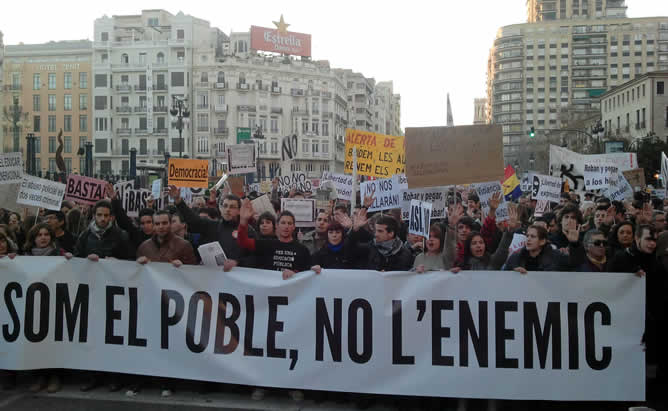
[16,175,66,211]
[400,187,448,220]
[529,173,562,202]
[322,171,353,201]
[584,163,619,190]
[404,125,504,188]
[0,152,24,185]
[603,173,633,201]
[471,181,509,222]
[168,158,209,188]
[344,129,405,178]
[259,180,272,193]
[65,175,107,205]
[227,144,257,175]
[533,200,551,218]
[408,200,432,238]
[622,168,645,191]
[122,189,167,218]
[360,176,401,212]
[227,176,245,197]
[281,198,316,227]
[277,173,312,193]
[252,194,277,218]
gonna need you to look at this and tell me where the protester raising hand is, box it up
[167,185,182,203]
[105,183,117,200]
[507,203,520,232]
[564,219,581,243]
[636,202,653,225]
[353,207,368,231]
[488,191,502,219]
[239,198,255,225]
[448,202,464,229]
[335,212,353,230]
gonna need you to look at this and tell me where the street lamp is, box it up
[170,96,190,158]
[25,132,36,175]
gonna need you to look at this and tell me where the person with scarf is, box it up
[349,208,414,272]
[313,221,354,269]
[74,200,130,261]
[576,229,608,272]
[22,223,72,394]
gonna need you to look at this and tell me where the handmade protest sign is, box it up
[404,125,504,188]
[520,172,530,193]
[583,163,619,190]
[168,158,208,188]
[529,173,562,202]
[622,169,645,192]
[508,233,527,254]
[277,173,312,193]
[400,187,447,220]
[227,144,257,175]
[114,180,134,202]
[122,189,167,218]
[252,194,277,218]
[471,181,509,222]
[0,258,645,401]
[0,152,24,185]
[259,180,272,193]
[151,179,162,199]
[16,175,66,211]
[227,176,246,197]
[533,200,551,218]
[603,172,634,201]
[65,175,107,205]
[322,171,353,201]
[281,198,316,227]
[360,175,401,212]
[408,200,432,238]
[344,129,405,178]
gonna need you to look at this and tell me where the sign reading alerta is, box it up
[250,16,311,57]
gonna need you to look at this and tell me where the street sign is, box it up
[237,127,251,143]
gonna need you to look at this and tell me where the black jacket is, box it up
[176,200,254,261]
[74,224,130,260]
[312,241,355,269]
[349,228,414,271]
[112,198,151,259]
[504,241,584,272]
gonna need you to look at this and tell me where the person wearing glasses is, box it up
[167,185,255,262]
[576,229,608,272]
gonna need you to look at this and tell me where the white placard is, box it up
[281,198,316,227]
[400,187,448,220]
[396,173,409,190]
[508,233,527,255]
[0,258,646,402]
[252,194,277,218]
[360,175,401,212]
[180,187,193,205]
[471,181,509,222]
[123,189,167,218]
[227,144,257,175]
[322,171,354,201]
[520,172,530,193]
[408,200,432,238]
[114,180,134,202]
[277,173,313,193]
[533,199,551,218]
[0,152,24,185]
[603,172,634,201]
[584,163,619,190]
[151,179,162,199]
[197,242,227,267]
[16,175,66,211]
[529,173,562,202]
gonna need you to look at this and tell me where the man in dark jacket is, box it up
[549,204,584,249]
[607,224,666,379]
[74,200,129,261]
[575,229,607,272]
[44,210,75,253]
[349,209,413,271]
[168,185,253,262]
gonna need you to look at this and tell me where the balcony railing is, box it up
[214,82,227,89]
[134,106,147,113]
[291,88,304,96]
[272,86,282,94]
[116,106,132,113]
[196,104,209,110]
[624,125,630,132]
[197,126,209,132]
[4,85,21,91]
[237,83,249,90]
[322,91,333,99]
[153,128,168,135]
[271,107,283,114]
[116,84,131,92]
[196,82,210,88]
[153,84,168,91]
[238,105,256,112]
[116,128,132,136]
[214,104,228,112]
[214,127,229,136]
[134,85,146,91]
[134,128,149,135]
[153,106,168,113]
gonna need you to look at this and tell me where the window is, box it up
[101,53,108,64]
[177,29,184,40]
[33,116,40,132]
[312,121,319,135]
[64,115,72,132]
[322,122,329,136]
[322,141,329,154]
[171,72,184,87]
[157,139,165,154]
[48,73,56,89]
[200,72,208,83]
[171,139,184,153]
[312,141,319,153]
[302,120,308,134]
[157,52,165,64]
[121,54,129,65]
[271,118,278,133]
[139,117,147,130]
[95,139,107,153]
[64,136,72,153]
[79,94,88,110]
[659,82,665,95]
[64,95,72,111]
[33,74,40,90]
[79,115,87,131]
[64,72,72,89]
[101,32,108,41]
[79,72,88,89]
[49,158,56,173]
[65,158,72,173]
[140,139,148,155]
[95,117,108,131]
[94,96,107,110]
[217,71,225,84]
[139,53,146,65]
[33,95,40,112]
[94,74,107,88]
[48,116,56,132]
[48,95,56,111]
[49,136,56,153]
[303,139,309,153]
[35,137,41,154]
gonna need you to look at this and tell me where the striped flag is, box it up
[502,165,522,201]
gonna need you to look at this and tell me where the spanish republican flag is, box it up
[502,165,522,201]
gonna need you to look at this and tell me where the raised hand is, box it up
[240,198,254,225]
[448,203,464,229]
[637,203,653,225]
[353,207,369,231]
[335,212,353,229]
[489,191,502,211]
[564,219,580,243]
[167,185,181,203]
[105,183,117,200]
[507,203,520,232]
[604,205,616,225]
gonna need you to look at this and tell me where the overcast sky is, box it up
[1,1,665,130]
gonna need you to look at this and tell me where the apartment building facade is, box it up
[487,16,668,172]
[600,70,668,141]
[527,0,628,23]
[1,40,93,174]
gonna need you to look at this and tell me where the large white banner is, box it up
[549,145,637,192]
[0,258,645,402]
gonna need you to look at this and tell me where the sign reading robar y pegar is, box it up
[344,129,405,178]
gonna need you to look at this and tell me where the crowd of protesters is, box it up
[0,177,667,409]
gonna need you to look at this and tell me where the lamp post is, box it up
[84,141,93,177]
[25,132,36,175]
[170,96,190,158]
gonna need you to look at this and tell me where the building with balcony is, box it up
[527,0,628,23]
[92,9,227,175]
[474,98,487,124]
[487,13,668,172]
[1,40,93,175]
[600,70,668,142]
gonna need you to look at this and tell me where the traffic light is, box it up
[529,127,535,138]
